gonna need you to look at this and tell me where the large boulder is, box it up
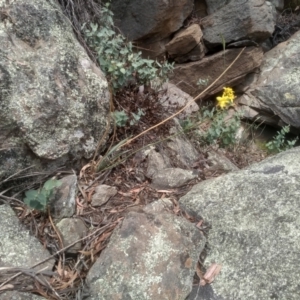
[237,30,300,130]
[0,205,54,268]
[87,210,206,300]
[170,46,263,98]
[180,147,300,299]
[110,0,194,42]
[0,0,110,183]
[202,0,275,48]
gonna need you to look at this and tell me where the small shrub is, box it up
[197,77,209,87]
[24,179,62,212]
[130,108,145,126]
[113,108,145,127]
[265,125,298,153]
[83,3,173,91]
[203,108,241,147]
[113,110,129,127]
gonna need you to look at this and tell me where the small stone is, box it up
[56,218,87,253]
[49,175,77,220]
[91,184,118,206]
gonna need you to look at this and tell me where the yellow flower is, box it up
[216,87,235,109]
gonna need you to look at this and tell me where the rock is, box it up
[91,184,118,206]
[180,147,300,300]
[146,148,171,179]
[143,198,173,214]
[202,0,275,48]
[0,204,54,270]
[135,37,171,59]
[49,175,77,219]
[205,0,231,14]
[271,0,284,11]
[166,24,202,57]
[174,42,207,63]
[110,0,194,42]
[56,218,87,253]
[194,0,208,18]
[158,83,199,118]
[170,46,263,98]
[0,291,45,300]
[237,30,300,131]
[87,211,206,300]
[206,149,239,173]
[152,168,198,189]
[0,0,110,184]
[166,136,199,169]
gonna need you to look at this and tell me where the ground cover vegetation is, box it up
[2,1,299,299]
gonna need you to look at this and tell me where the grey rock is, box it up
[180,147,300,300]
[0,291,46,300]
[202,0,275,48]
[158,83,199,118]
[237,30,300,131]
[146,149,171,179]
[56,218,87,253]
[206,149,239,173]
[87,211,206,300]
[187,284,224,300]
[270,0,284,11]
[0,0,110,184]
[174,42,207,63]
[110,0,194,41]
[91,184,118,207]
[49,175,77,219]
[205,0,231,14]
[143,198,173,214]
[166,136,199,168]
[152,168,198,189]
[0,205,54,270]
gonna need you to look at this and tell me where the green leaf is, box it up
[25,189,39,200]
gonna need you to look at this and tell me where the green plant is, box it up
[197,78,209,87]
[83,3,173,91]
[265,125,298,153]
[130,108,145,126]
[113,108,145,127]
[24,179,62,211]
[113,110,129,127]
[204,109,241,147]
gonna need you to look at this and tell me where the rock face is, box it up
[110,0,194,42]
[0,291,45,300]
[50,175,77,219]
[166,24,203,57]
[202,0,275,48]
[180,147,300,300]
[0,0,110,182]
[87,210,206,300]
[237,30,300,130]
[0,204,54,270]
[170,46,263,98]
